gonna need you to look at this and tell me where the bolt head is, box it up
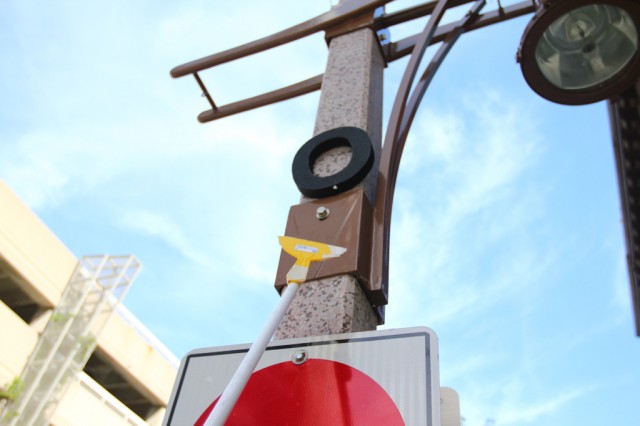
[291,350,308,365]
[316,206,330,220]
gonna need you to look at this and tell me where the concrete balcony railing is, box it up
[115,305,179,369]
[52,372,148,426]
[97,307,177,408]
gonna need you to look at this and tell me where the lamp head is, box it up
[517,0,640,105]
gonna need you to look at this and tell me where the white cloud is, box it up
[496,386,593,425]
[118,209,217,270]
[458,360,596,426]
[386,89,544,329]
[380,91,608,426]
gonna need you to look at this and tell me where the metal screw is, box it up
[291,350,308,365]
[316,206,330,220]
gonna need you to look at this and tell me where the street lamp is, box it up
[518,0,640,105]
[164,0,640,422]
[170,0,640,335]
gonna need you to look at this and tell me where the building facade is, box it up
[0,181,178,425]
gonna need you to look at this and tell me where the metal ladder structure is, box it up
[1,255,140,426]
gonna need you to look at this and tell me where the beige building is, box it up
[0,181,178,425]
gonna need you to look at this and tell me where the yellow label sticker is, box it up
[279,236,347,283]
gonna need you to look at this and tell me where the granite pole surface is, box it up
[275,26,384,339]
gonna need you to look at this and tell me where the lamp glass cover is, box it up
[535,4,638,90]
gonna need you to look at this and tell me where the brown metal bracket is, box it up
[171,0,535,123]
[197,75,322,123]
[274,189,374,296]
[171,0,390,123]
[374,0,471,29]
[383,1,536,63]
[170,0,390,78]
[323,6,377,44]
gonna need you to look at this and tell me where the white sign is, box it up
[164,327,440,426]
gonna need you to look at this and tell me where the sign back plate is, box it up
[163,327,440,425]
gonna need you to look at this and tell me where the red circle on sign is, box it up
[194,359,405,425]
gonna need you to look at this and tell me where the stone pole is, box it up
[274,17,384,339]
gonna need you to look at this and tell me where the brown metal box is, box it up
[274,189,373,294]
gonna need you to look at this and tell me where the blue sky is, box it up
[2,0,639,425]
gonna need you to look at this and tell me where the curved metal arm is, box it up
[369,0,486,306]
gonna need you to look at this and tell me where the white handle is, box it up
[203,282,300,426]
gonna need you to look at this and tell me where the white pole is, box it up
[204,282,300,426]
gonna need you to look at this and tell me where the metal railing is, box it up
[77,372,148,426]
[115,304,180,368]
